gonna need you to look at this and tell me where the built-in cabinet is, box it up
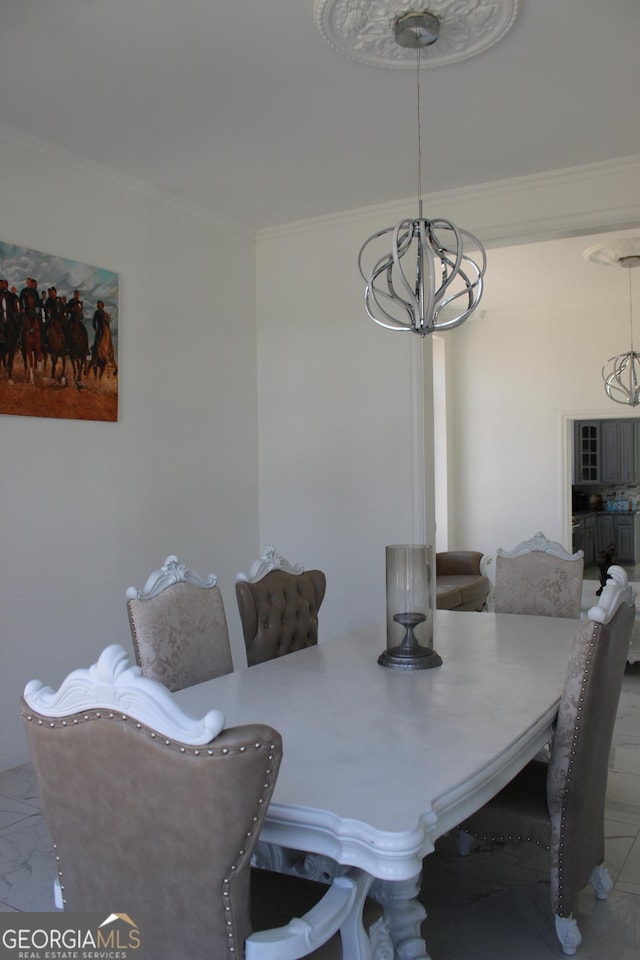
[615,514,640,563]
[575,512,640,564]
[574,421,600,484]
[574,419,640,485]
[595,514,615,554]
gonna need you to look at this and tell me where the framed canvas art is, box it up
[0,241,119,422]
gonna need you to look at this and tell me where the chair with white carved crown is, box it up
[493,531,584,618]
[456,566,635,955]
[126,554,233,692]
[236,547,326,667]
[21,645,382,960]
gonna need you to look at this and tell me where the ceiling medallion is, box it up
[313,0,520,69]
[583,238,640,269]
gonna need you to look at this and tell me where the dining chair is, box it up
[21,644,383,960]
[493,531,584,618]
[235,546,326,667]
[126,553,233,692]
[456,565,635,955]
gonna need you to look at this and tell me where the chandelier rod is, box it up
[416,45,423,215]
[627,267,634,354]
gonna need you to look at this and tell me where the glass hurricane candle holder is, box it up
[379,544,442,670]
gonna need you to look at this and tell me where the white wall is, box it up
[256,214,430,641]
[256,163,640,632]
[448,229,640,562]
[0,132,259,769]
[2,127,640,769]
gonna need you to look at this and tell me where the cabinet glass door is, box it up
[576,423,599,483]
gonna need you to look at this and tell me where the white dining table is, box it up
[173,610,579,960]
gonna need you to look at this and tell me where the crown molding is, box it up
[0,122,256,240]
[4,120,638,249]
[257,155,640,247]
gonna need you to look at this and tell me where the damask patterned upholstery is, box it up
[127,557,233,691]
[457,567,634,954]
[236,568,326,667]
[494,532,584,618]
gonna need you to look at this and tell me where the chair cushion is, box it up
[437,574,489,606]
[435,583,463,610]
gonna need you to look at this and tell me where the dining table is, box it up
[173,609,580,960]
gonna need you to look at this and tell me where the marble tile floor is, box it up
[1,669,639,959]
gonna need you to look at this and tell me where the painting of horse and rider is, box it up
[0,241,118,422]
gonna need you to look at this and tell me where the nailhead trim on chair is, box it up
[466,621,599,916]
[556,623,596,916]
[221,743,278,957]
[25,708,279,950]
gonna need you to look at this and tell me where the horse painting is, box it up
[21,290,43,383]
[46,306,68,385]
[87,311,118,380]
[0,315,21,383]
[66,312,89,388]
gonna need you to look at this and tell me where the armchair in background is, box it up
[435,550,491,611]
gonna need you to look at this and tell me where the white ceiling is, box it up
[1,0,639,231]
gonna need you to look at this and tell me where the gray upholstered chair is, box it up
[494,531,584,618]
[236,547,326,667]
[21,645,379,960]
[126,554,233,692]
[456,565,635,955]
[435,550,491,611]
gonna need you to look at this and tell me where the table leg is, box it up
[370,874,431,960]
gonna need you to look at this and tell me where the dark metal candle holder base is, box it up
[378,611,442,671]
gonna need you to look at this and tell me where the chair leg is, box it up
[590,863,613,900]
[337,870,378,960]
[366,916,394,959]
[554,914,582,956]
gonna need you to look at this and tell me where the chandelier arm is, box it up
[435,280,484,330]
[365,287,415,330]
[371,252,414,313]
[391,221,421,311]
[365,259,415,330]
[357,225,412,283]
[427,220,465,299]
[430,257,483,328]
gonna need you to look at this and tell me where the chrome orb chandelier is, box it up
[357,11,487,337]
[584,239,640,408]
[602,257,640,407]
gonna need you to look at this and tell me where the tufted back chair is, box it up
[457,566,635,955]
[126,554,233,691]
[236,547,326,667]
[21,645,377,960]
[494,531,584,618]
